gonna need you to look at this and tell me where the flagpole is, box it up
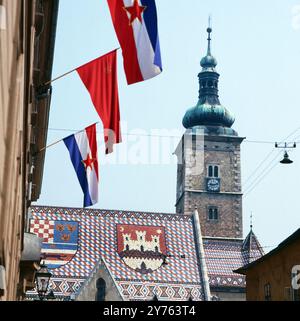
[43,68,78,86]
[36,122,100,155]
[38,137,65,154]
[43,48,121,86]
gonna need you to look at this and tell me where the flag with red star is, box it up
[63,124,99,207]
[107,0,162,85]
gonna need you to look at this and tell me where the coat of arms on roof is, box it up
[30,219,79,269]
[117,224,167,274]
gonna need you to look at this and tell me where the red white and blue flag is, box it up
[107,0,162,85]
[63,124,99,208]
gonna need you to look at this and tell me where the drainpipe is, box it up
[193,209,211,301]
[26,164,35,232]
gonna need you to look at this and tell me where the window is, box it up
[95,278,106,301]
[208,207,218,221]
[264,283,271,301]
[294,288,300,301]
[214,166,219,177]
[0,6,7,31]
[208,165,219,178]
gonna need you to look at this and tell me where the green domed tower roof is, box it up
[183,27,235,131]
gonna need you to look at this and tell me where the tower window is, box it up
[208,207,218,221]
[208,165,219,178]
[214,166,219,177]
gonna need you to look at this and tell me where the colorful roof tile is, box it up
[28,206,264,301]
[204,236,264,289]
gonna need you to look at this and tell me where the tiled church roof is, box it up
[204,237,264,289]
[28,206,264,301]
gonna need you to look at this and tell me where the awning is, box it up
[21,233,42,262]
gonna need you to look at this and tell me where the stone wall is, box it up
[76,261,123,301]
[176,133,244,238]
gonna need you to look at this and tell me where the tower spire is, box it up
[182,25,236,130]
[207,15,212,56]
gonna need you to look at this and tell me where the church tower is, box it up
[175,27,244,238]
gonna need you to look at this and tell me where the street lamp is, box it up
[35,263,52,301]
[275,142,296,164]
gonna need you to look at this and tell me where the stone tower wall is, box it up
[176,134,244,238]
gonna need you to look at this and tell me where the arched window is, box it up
[214,166,219,178]
[95,278,106,301]
[140,245,144,252]
[208,165,219,178]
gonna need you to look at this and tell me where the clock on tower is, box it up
[206,178,220,192]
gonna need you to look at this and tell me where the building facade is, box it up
[235,228,300,301]
[0,0,58,300]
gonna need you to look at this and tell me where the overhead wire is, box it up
[243,126,300,186]
[46,126,300,197]
[242,126,300,197]
[242,150,282,195]
[244,147,297,198]
[47,126,300,143]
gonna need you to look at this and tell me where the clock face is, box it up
[207,178,220,192]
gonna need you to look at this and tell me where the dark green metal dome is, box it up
[183,103,235,128]
[183,27,235,129]
[200,54,218,69]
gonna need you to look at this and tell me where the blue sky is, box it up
[35,0,300,252]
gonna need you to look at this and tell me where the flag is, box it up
[63,124,99,208]
[76,50,121,154]
[107,0,162,85]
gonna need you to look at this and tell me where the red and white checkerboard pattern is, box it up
[30,219,55,243]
